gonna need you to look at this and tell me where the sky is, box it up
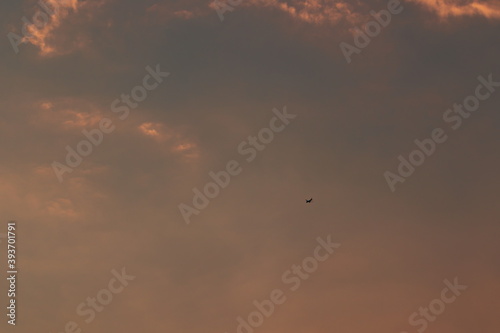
[0,0,500,332]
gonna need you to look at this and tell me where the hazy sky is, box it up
[1,0,499,332]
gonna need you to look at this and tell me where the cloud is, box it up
[18,0,108,56]
[245,0,363,25]
[45,197,79,218]
[31,99,104,130]
[138,122,200,160]
[243,0,500,22]
[143,1,211,25]
[409,0,500,18]
[145,0,363,27]
[2,0,500,332]
[16,0,500,61]
[22,0,81,56]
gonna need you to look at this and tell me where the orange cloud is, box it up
[22,0,82,56]
[207,0,363,24]
[409,0,500,18]
[138,122,164,139]
[138,122,199,160]
[146,2,204,23]
[232,0,500,23]
[33,99,103,130]
[18,0,109,57]
[247,0,362,24]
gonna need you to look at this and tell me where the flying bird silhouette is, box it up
[306,198,313,203]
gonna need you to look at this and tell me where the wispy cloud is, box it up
[409,0,500,18]
[138,122,199,160]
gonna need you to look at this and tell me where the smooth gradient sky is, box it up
[1,0,500,332]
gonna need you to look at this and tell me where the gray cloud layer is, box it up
[1,0,500,332]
